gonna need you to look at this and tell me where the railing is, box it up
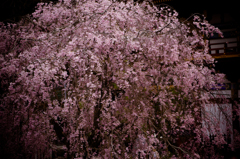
[209,38,240,57]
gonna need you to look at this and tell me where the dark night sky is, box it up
[1,0,240,23]
[0,0,58,23]
[168,0,240,22]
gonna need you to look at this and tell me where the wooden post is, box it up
[224,42,227,54]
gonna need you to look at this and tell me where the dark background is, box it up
[1,0,240,22]
[0,0,58,23]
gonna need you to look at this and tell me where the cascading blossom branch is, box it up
[0,0,237,158]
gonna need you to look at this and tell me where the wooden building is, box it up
[153,0,240,157]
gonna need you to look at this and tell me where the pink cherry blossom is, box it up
[0,0,239,158]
